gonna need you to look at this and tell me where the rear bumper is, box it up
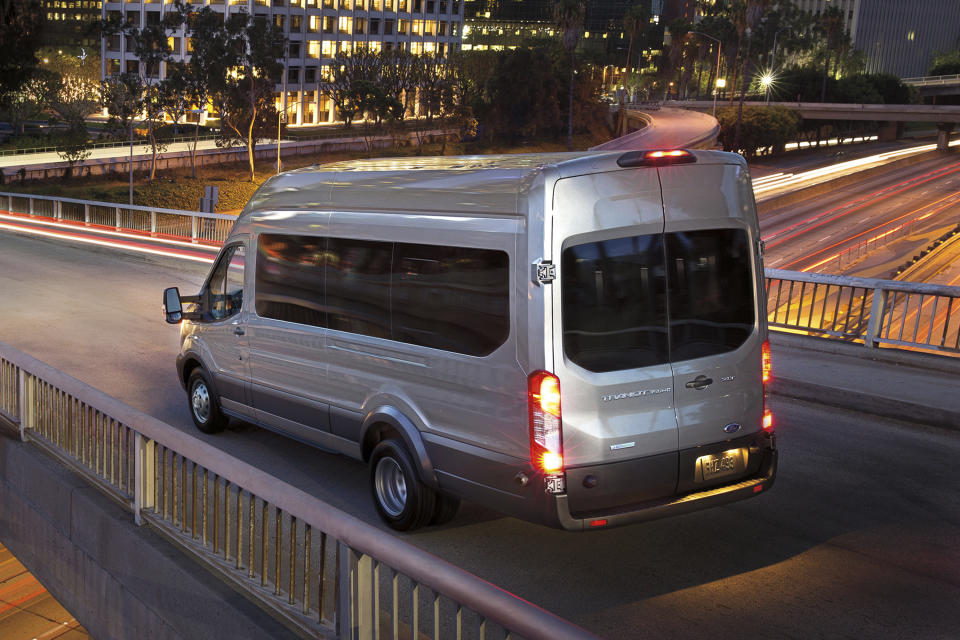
[550,440,777,531]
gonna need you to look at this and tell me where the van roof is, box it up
[240,149,745,219]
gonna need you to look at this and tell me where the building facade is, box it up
[101,0,464,126]
[462,0,662,56]
[42,0,103,51]
[791,0,960,78]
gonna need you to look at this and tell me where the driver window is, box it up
[208,244,246,321]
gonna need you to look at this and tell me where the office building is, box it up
[101,0,464,126]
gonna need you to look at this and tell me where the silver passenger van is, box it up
[163,149,777,531]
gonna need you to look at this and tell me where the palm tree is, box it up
[818,6,846,102]
[623,3,650,78]
[554,0,585,151]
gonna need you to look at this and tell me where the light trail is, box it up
[753,138,960,195]
[0,220,217,264]
[764,162,960,249]
[788,190,960,272]
[0,211,222,252]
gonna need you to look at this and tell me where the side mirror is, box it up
[163,287,183,324]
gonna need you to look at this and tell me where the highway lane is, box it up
[761,155,960,275]
[2,231,960,638]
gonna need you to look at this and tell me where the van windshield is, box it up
[561,228,755,373]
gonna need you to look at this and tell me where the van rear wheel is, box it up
[187,368,227,434]
[370,439,435,531]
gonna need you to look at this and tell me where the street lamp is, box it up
[689,31,722,119]
[766,27,788,103]
[761,72,774,103]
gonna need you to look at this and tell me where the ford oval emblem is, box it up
[723,423,742,434]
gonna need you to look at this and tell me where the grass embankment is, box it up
[2,133,610,213]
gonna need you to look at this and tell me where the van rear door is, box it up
[551,170,679,512]
[659,162,766,493]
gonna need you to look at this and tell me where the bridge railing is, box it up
[1,191,236,245]
[0,341,597,640]
[902,74,960,86]
[766,268,960,355]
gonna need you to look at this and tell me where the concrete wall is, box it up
[0,432,301,640]
[1,130,451,182]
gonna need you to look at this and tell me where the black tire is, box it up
[430,493,461,526]
[186,368,228,434]
[369,438,436,531]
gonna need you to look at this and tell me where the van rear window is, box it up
[561,229,755,372]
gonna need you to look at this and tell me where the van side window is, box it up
[561,234,669,372]
[666,229,754,361]
[392,243,509,356]
[326,238,393,339]
[256,234,328,327]
[207,244,246,321]
[254,234,511,356]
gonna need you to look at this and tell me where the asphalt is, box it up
[769,332,960,430]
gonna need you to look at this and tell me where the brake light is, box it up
[528,371,563,473]
[763,409,774,431]
[762,339,773,432]
[617,149,697,167]
[762,340,772,384]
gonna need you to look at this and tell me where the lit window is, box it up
[907,30,915,41]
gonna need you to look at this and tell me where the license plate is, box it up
[697,448,745,482]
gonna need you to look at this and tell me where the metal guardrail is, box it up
[902,74,960,86]
[0,340,597,640]
[1,191,235,245]
[766,268,960,355]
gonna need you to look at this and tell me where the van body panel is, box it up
[199,239,253,417]
[247,214,332,436]
[323,210,529,460]
[565,451,678,516]
[551,169,679,469]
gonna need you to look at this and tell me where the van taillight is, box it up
[762,339,773,431]
[762,340,772,385]
[528,371,563,473]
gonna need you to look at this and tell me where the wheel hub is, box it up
[374,457,407,517]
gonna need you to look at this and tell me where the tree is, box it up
[57,125,92,178]
[0,0,44,107]
[717,105,799,158]
[817,6,846,102]
[321,49,380,129]
[188,8,285,181]
[121,12,184,182]
[553,0,585,151]
[1,70,53,137]
[930,50,960,76]
[379,48,417,120]
[622,3,650,78]
[43,51,101,131]
[352,80,403,154]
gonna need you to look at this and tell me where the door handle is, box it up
[233,326,245,336]
[685,375,713,390]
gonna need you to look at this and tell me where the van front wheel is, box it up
[370,439,436,531]
[187,368,227,434]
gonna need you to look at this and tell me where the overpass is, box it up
[667,100,960,151]
[1,187,960,638]
[903,73,960,98]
